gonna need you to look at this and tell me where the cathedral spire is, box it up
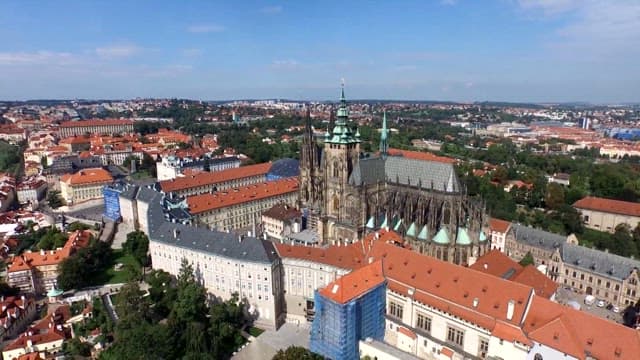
[380,111,389,156]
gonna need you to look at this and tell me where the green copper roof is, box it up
[433,227,450,245]
[456,227,472,245]
[379,111,389,155]
[366,216,375,229]
[406,222,417,237]
[479,231,487,242]
[327,85,359,145]
[380,215,388,229]
[47,287,63,297]
[393,219,403,232]
[418,225,429,240]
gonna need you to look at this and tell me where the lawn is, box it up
[248,326,264,337]
[89,249,141,286]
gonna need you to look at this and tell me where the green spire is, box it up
[326,82,359,145]
[379,111,389,156]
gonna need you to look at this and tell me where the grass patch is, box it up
[248,326,264,337]
[88,249,141,286]
[130,170,153,180]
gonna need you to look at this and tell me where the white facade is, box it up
[490,229,507,252]
[119,194,138,228]
[149,240,283,330]
[279,257,350,323]
[384,291,529,360]
[156,156,241,181]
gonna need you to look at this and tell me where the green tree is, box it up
[545,183,565,210]
[272,346,324,360]
[123,231,150,267]
[47,190,64,209]
[519,252,535,267]
[63,337,92,356]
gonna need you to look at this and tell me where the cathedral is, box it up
[298,86,489,265]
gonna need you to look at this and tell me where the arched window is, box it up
[333,195,340,211]
[534,354,543,360]
[333,161,339,178]
[442,204,451,225]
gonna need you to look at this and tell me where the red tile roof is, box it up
[470,250,557,299]
[8,230,92,272]
[573,196,640,217]
[15,353,44,360]
[187,177,298,214]
[489,218,511,234]
[397,326,417,339]
[524,296,640,360]
[368,242,534,328]
[60,168,112,186]
[319,260,385,304]
[275,241,366,270]
[387,148,456,164]
[160,162,272,193]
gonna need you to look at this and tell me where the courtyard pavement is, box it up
[231,322,311,360]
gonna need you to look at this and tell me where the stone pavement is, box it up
[232,322,311,360]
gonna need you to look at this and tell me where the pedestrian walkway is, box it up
[232,323,310,360]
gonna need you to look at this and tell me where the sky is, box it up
[0,0,639,103]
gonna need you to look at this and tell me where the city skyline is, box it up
[1,0,639,103]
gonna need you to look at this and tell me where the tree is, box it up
[519,252,535,267]
[123,231,150,267]
[545,183,565,210]
[63,338,92,356]
[272,346,324,360]
[47,190,64,209]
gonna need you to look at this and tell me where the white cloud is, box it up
[271,59,299,68]
[187,24,226,33]
[0,51,77,66]
[517,0,581,15]
[518,0,640,57]
[95,44,141,58]
[261,5,283,14]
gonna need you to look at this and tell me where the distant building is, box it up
[0,296,37,342]
[15,177,47,208]
[573,196,640,233]
[261,203,301,241]
[159,162,272,197]
[60,168,113,205]
[156,155,241,181]
[58,119,134,137]
[489,218,511,252]
[547,172,571,187]
[506,223,640,308]
[186,177,298,232]
[310,261,386,360]
[7,230,92,294]
[470,250,558,300]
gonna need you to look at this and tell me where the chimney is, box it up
[40,249,45,256]
[483,263,488,270]
[472,298,479,308]
[26,339,33,348]
[368,257,374,264]
[507,299,515,321]
[173,229,180,239]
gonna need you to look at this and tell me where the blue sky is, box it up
[0,0,638,102]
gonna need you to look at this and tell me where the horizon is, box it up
[1,0,639,103]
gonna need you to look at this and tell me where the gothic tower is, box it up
[379,111,389,157]
[299,108,321,209]
[321,84,361,243]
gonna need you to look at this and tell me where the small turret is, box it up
[379,111,389,157]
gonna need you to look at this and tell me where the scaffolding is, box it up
[310,282,386,360]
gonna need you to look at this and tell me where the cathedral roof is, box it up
[349,156,461,193]
[433,227,450,245]
[456,227,472,245]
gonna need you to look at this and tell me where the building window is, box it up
[415,313,431,333]
[447,326,464,347]
[478,338,489,358]
[534,354,543,360]
[389,301,403,319]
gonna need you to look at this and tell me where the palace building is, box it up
[298,86,488,265]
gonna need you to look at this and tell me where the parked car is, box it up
[613,306,620,313]
[597,300,606,308]
[585,295,596,306]
[606,304,614,310]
